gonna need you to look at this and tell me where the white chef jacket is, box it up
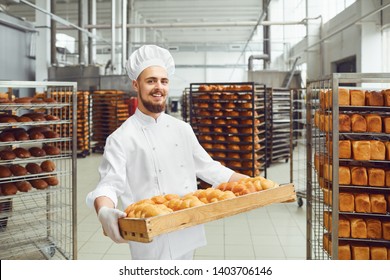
[86,108,234,259]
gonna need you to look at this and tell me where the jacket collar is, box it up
[134,108,165,125]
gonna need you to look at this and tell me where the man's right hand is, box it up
[97,206,128,243]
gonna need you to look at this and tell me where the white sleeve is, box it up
[185,124,234,186]
[85,134,127,208]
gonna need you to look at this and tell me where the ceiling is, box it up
[2,0,267,52]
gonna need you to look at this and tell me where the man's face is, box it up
[133,66,169,114]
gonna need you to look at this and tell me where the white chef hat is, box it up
[125,45,175,80]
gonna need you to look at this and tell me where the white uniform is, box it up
[86,108,234,259]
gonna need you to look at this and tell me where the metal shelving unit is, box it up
[306,73,390,260]
[189,82,268,181]
[0,81,77,260]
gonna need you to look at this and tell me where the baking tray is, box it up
[118,183,296,243]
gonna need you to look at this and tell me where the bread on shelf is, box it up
[384,89,390,106]
[338,88,350,106]
[386,170,390,187]
[365,114,382,133]
[351,166,368,186]
[369,140,385,160]
[367,168,385,187]
[370,194,387,214]
[370,247,388,260]
[338,243,351,260]
[354,193,370,213]
[352,141,370,161]
[382,221,390,240]
[339,114,351,132]
[385,142,390,160]
[339,140,351,159]
[384,117,390,133]
[365,90,384,106]
[351,245,370,260]
[351,114,367,132]
[339,192,354,212]
[339,166,351,185]
[350,217,367,238]
[366,218,382,239]
[350,89,365,106]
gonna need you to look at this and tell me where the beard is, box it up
[139,89,166,113]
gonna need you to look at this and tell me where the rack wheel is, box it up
[297,197,303,207]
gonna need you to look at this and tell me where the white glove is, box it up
[97,206,128,243]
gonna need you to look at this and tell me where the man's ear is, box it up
[132,80,139,92]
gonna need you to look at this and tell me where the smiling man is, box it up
[86,45,248,260]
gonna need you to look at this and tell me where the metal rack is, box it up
[91,90,129,153]
[268,88,293,164]
[0,81,77,260]
[189,82,268,180]
[306,73,390,260]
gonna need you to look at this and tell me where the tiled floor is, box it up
[76,153,307,260]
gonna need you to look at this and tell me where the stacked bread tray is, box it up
[118,183,296,243]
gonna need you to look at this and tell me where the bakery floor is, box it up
[76,152,307,260]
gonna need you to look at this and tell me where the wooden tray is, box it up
[118,183,296,243]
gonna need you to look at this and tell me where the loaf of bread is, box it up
[354,193,370,213]
[324,115,332,132]
[352,141,370,161]
[0,165,12,178]
[339,166,351,185]
[45,176,59,186]
[339,217,351,238]
[338,88,350,106]
[384,117,390,133]
[368,168,385,187]
[386,142,390,160]
[351,245,370,260]
[29,179,49,189]
[323,162,332,181]
[365,114,382,133]
[9,164,28,176]
[339,192,354,212]
[338,243,351,260]
[384,89,390,106]
[1,182,18,195]
[370,194,387,214]
[369,140,385,160]
[365,90,384,106]
[350,218,367,238]
[351,166,368,186]
[351,114,367,132]
[29,147,46,157]
[383,221,390,240]
[366,218,382,239]
[339,114,351,132]
[15,181,32,192]
[386,170,390,187]
[339,140,351,159]
[322,188,332,206]
[0,150,16,160]
[350,89,365,106]
[370,247,388,260]
[13,147,31,158]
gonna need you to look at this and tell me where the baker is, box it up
[86,45,248,260]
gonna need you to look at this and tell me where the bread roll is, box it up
[9,164,28,176]
[370,194,387,214]
[383,221,390,240]
[15,181,32,192]
[351,114,367,132]
[22,112,46,121]
[0,165,12,178]
[354,193,370,213]
[0,150,16,160]
[43,130,60,139]
[29,179,49,189]
[350,218,367,238]
[45,176,59,186]
[0,115,17,123]
[339,114,351,132]
[365,90,384,106]
[339,192,354,212]
[351,166,368,186]
[365,114,382,133]
[16,116,33,122]
[26,163,42,174]
[42,145,61,155]
[366,218,382,239]
[41,160,56,172]
[369,140,385,160]
[0,132,16,142]
[28,147,46,157]
[1,183,18,195]
[29,131,45,140]
[351,245,369,260]
[370,247,387,260]
[14,131,29,141]
[352,141,370,161]
[368,168,385,187]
